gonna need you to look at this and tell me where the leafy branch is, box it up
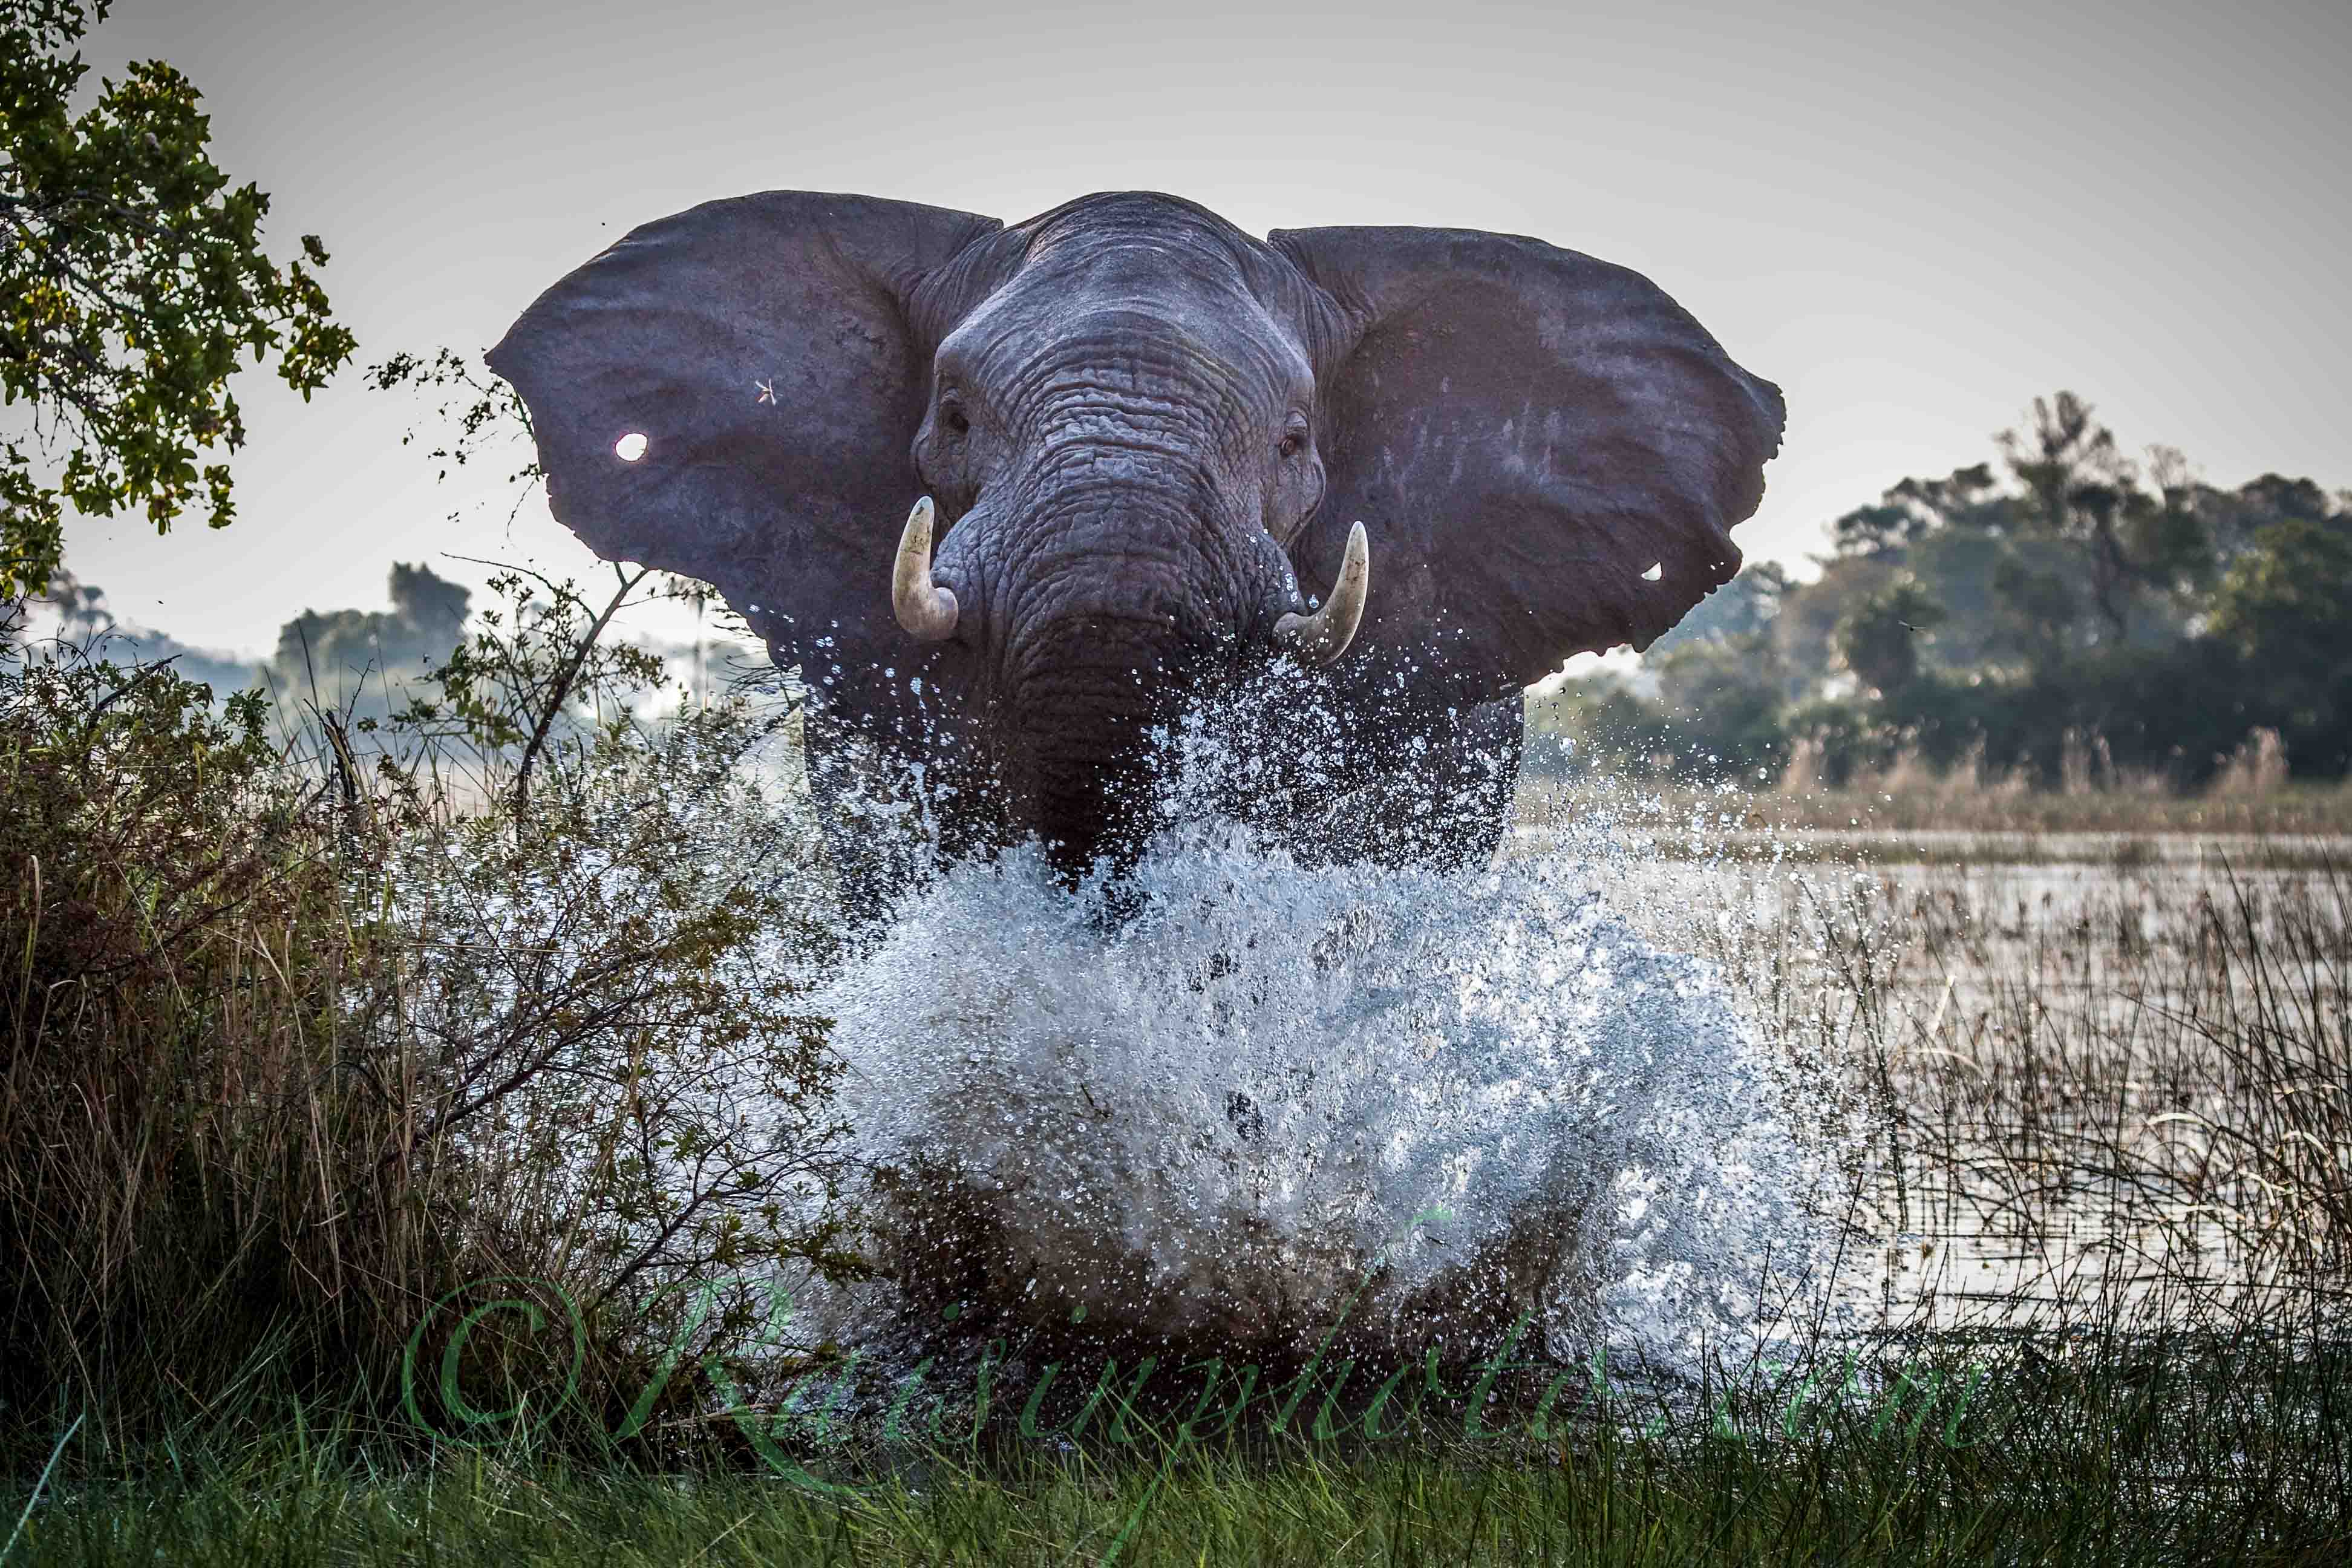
[2,0,356,598]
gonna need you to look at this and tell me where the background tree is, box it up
[1995,393,2212,645]
[2210,509,2352,757]
[1647,558,1792,650]
[1837,578,1947,699]
[264,561,473,719]
[1538,390,2351,790]
[1771,552,1900,696]
[1,0,354,599]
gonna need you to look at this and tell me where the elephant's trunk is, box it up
[970,479,1276,878]
[1000,612,1185,877]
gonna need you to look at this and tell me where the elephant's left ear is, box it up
[1269,226,1784,700]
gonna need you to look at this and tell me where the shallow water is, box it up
[799,821,1855,1372]
[672,724,2345,1367]
[1562,829,2351,1334]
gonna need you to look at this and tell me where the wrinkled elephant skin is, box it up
[489,191,1783,901]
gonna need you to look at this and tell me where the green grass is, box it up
[5,1355,2345,1564]
[6,1315,2347,1564]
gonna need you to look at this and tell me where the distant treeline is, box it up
[1531,391,2352,790]
[30,560,472,719]
[25,560,758,730]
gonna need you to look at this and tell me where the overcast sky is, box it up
[46,0,2352,658]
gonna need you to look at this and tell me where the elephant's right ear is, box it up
[487,191,1002,656]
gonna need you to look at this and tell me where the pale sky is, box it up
[45,0,2352,659]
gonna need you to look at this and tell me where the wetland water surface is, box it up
[799,821,1855,1374]
[1564,823,2352,1333]
[750,786,2345,1375]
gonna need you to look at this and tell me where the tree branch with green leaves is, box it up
[2,0,356,599]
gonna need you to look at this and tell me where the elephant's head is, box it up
[489,191,1782,875]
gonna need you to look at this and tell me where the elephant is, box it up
[488,190,1783,904]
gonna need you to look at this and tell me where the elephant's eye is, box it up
[1277,427,1305,460]
[941,403,970,437]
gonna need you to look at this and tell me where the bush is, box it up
[0,581,849,1452]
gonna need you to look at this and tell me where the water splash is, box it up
[808,810,1847,1374]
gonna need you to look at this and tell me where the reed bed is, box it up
[5,661,2348,1560]
[0,639,848,1468]
[1523,774,2352,839]
[1645,846,2352,1334]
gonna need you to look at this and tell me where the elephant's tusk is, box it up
[892,496,960,641]
[1275,520,1370,666]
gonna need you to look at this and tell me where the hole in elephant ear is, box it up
[1642,562,1663,581]
[614,431,648,462]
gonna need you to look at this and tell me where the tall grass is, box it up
[2212,728,2295,799]
[1529,775,2352,838]
[1,614,849,1460]
[1536,718,2350,837]
[4,633,2349,1558]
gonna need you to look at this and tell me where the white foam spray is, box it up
[809,810,1846,1374]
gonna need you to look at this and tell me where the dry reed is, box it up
[1,641,847,1454]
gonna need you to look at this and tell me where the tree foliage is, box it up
[1533,390,2352,787]
[1836,579,1947,698]
[1,0,355,598]
[382,561,724,815]
[2210,514,2352,732]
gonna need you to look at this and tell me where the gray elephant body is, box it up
[490,191,1782,902]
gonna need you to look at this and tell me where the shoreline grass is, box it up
[7,641,2350,1563]
[1520,779,2352,840]
[6,1318,2346,1565]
